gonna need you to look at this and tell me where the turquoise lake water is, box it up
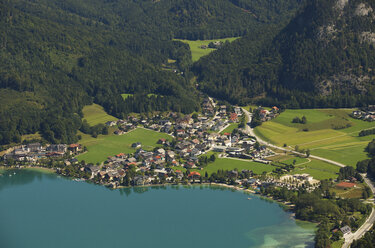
[0,169,315,248]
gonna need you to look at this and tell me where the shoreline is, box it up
[3,166,314,226]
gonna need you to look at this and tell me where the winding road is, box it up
[241,108,375,248]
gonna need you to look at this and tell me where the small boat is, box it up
[247,197,252,200]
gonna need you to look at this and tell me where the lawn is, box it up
[21,132,42,142]
[255,109,375,167]
[220,123,239,134]
[189,158,275,176]
[291,159,340,180]
[121,93,162,100]
[175,37,240,62]
[76,128,172,164]
[82,104,118,126]
[330,183,365,199]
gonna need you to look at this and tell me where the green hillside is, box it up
[194,0,375,107]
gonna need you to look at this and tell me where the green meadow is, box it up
[82,104,118,126]
[76,128,171,164]
[121,93,162,100]
[175,37,240,62]
[255,109,375,167]
[174,157,275,176]
[220,123,239,134]
[270,155,339,180]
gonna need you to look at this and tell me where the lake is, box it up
[0,169,315,248]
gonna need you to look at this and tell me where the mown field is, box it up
[76,128,171,164]
[270,155,339,180]
[82,104,118,126]
[175,37,239,62]
[174,157,275,176]
[220,123,239,134]
[254,109,375,167]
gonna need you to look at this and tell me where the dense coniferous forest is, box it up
[194,0,375,107]
[0,0,305,145]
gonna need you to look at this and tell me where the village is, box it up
[1,98,320,192]
[351,105,375,121]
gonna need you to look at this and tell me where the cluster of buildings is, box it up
[255,106,280,122]
[351,105,375,121]
[3,143,81,162]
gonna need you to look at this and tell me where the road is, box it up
[242,108,347,167]
[241,108,375,247]
[342,175,375,248]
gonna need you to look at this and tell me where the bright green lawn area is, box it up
[21,132,42,142]
[191,158,275,176]
[76,128,171,164]
[121,94,133,100]
[291,159,340,180]
[82,104,118,126]
[175,37,240,62]
[220,123,239,134]
[121,93,162,100]
[255,109,375,167]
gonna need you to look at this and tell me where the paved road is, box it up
[242,108,347,167]
[342,175,375,248]
[241,108,375,248]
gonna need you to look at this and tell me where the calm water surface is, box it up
[0,169,315,248]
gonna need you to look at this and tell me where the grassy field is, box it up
[269,154,339,180]
[21,132,42,142]
[220,123,239,134]
[76,128,171,164]
[82,104,118,126]
[255,109,375,167]
[121,93,162,100]
[175,37,240,62]
[173,158,275,176]
[291,159,340,180]
[330,183,366,199]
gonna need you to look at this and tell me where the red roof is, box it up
[336,182,356,188]
[175,170,181,173]
[116,153,125,157]
[188,171,201,177]
[69,144,79,148]
[224,132,231,136]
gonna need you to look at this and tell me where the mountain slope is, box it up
[0,0,304,146]
[194,0,375,107]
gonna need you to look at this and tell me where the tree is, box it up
[210,154,216,162]
[306,149,310,158]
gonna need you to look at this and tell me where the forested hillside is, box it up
[0,0,305,146]
[194,0,375,108]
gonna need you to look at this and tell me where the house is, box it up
[27,143,43,152]
[219,105,227,115]
[157,138,167,144]
[106,121,117,127]
[68,144,81,153]
[234,107,242,116]
[47,144,67,153]
[188,171,201,180]
[340,225,352,235]
[131,142,142,148]
[230,113,238,122]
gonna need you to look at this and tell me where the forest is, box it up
[0,0,307,146]
[193,0,375,108]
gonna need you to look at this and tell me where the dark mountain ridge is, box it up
[194,0,375,108]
